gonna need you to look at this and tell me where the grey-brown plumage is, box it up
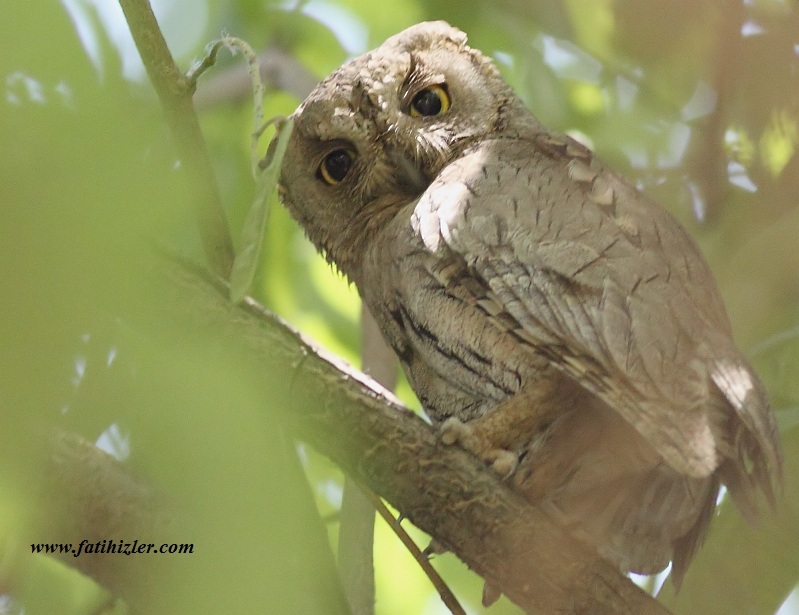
[278,21,781,586]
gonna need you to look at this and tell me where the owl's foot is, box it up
[440,417,519,477]
[440,381,563,477]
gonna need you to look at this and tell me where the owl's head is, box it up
[279,21,529,280]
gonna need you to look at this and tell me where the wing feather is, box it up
[416,135,780,488]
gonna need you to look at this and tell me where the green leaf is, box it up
[229,118,294,303]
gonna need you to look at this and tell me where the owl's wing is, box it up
[414,134,780,493]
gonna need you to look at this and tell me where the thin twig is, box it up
[193,46,320,110]
[117,0,234,277]
[361,485,467,615]
[189,37,267,179]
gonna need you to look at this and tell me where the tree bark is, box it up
[154,256,671,615]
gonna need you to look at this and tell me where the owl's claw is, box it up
[486,449,519,477]
[439,416,470,446]
[440,417,519,477]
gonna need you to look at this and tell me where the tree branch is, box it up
[118,0,234,277]
[157,256,671,615]
[38,432,176,606]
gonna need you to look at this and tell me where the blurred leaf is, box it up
[229,118,293,303]
[760,109,797,177]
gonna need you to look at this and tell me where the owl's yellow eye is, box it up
[410,84,451,117]
[318,148,356,185]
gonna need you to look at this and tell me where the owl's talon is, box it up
[439,416,482,452]
[439,417,470,446]
[440,417,519,477]
[487,450,519,477]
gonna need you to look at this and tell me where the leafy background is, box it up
[1,0,797,613]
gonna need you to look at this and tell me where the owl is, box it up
[278,21,781,587]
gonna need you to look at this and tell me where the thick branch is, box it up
[118,0,234,277]
[160,257,670,615]
[39,432,175,605]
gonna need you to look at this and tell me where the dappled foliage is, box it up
[1,1,797,613]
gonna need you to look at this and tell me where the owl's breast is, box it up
[359,202,549,424]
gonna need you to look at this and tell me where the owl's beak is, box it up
[390,150,431,197]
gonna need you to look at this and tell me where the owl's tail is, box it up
[711,357,783,522]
